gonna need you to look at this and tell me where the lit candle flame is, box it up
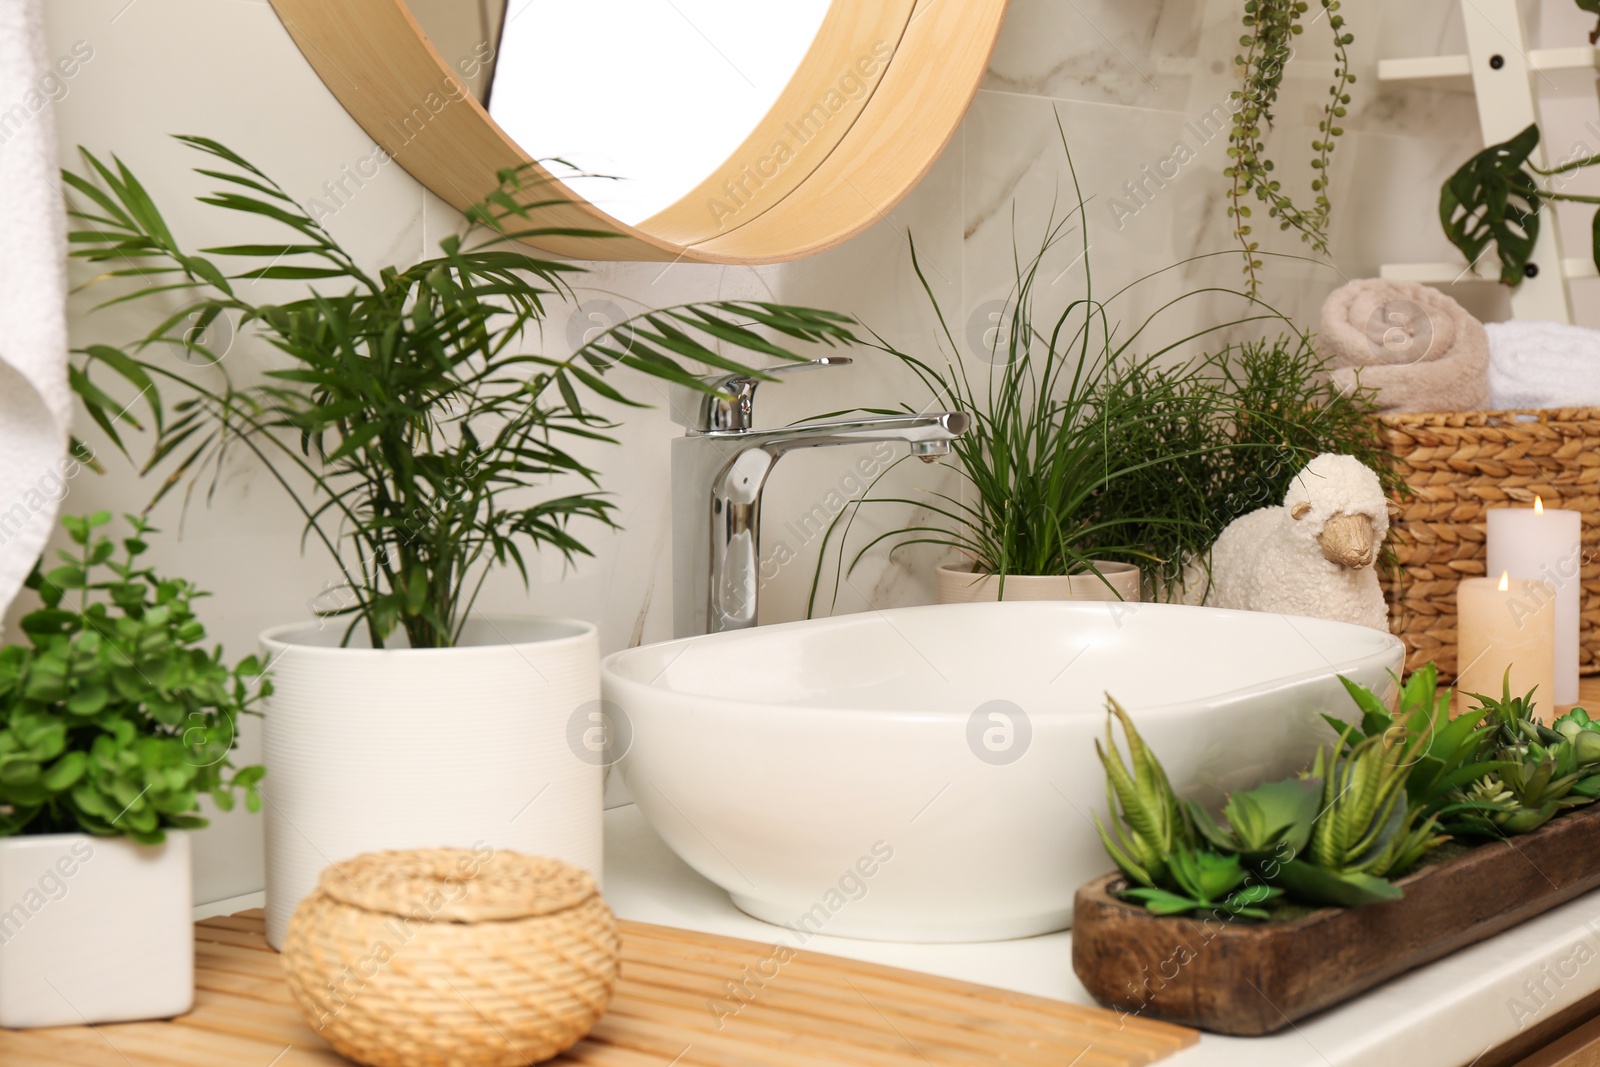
[1535,495,1544,515]
[1499,570,1510,592]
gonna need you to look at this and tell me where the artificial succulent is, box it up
[1093,697,1194,889]
[1120,849,1283,920]
[1097,665,1600,922]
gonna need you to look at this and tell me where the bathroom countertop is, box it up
[604,802,1600,1067]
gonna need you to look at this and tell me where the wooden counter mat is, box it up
[1074,802,1600,1037]
[2,910,1195,1066]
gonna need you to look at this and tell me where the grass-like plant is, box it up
[0,513,265,843]
[64,137,858,648]
[1085,333,1396,596]
[807,134,1304,611]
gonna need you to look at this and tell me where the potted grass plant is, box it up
[810,143,1294,612]
[0,512,265,1027]
[64,137,860,946]
[810,136,1393,612]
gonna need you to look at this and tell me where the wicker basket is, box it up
[282,849,619,1067]
[1379,407,1600,680]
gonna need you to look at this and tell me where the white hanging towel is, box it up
[0,0,74,625]
[1485,319,1600,411]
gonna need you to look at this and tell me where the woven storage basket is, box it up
[1379,407,1600,680]
[282,849,619,1067]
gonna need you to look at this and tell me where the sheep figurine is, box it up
[1182,453,1391,631]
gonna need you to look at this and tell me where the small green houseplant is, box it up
[809,135,1386,611]
[0,512,264,841]
[62,136,862,948]
[0,512,263,1029]
[66,137,856,650]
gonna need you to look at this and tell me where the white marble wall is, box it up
[13,0,1575,901]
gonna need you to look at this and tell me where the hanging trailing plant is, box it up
[1439,123,1600,285]
[1226,0,1356,296]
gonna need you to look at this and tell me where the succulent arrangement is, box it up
[1096,664,1600,919]
[0,513,266,844]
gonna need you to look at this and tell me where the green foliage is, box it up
[1293,733,1444,898]
[1551,707,1600,792]
[1101,666,1600,922]
[1093,697,1195,889]
[808,131,1307,610]
[1440,124,1600,285]
[1188,776,1320,865]
[65,137,858,648]
[0,513,266,843]
[1332,668,1600,840]
[1121,849,1284,920]
[1085,333,1399,595]
[1440,125,1545,285]
[1227,0,1356,295]
[1326,664,1502,816]
[1439,678,1600,835]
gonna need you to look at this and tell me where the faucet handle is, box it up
[669,356,853,432]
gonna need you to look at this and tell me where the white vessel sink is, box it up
[601,601,1403,942]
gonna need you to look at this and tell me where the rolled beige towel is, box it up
[1316,279,1489,413]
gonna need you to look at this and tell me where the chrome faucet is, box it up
[670,357,970,637]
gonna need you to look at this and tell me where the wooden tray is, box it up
[1073,803,1600,1036]
[2,910,1196,1066]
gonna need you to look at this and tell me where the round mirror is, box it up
[267,0,1007,262]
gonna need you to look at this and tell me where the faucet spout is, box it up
[672,410,969,636]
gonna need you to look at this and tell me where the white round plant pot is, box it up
[935,561,1142,604]
[259,615,601,949]
[0,832,193,1028]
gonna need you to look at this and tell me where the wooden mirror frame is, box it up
[267,0,1008,262]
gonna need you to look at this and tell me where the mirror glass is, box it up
[404,0,834,226]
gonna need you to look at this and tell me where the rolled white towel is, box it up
[1486,319,1600,410]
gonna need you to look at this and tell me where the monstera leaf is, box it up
[1439,124,1543,286]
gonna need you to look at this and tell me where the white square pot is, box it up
[0,832,193,1029]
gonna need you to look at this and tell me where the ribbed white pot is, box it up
[935,561,1143,604]
[259,616,601,949]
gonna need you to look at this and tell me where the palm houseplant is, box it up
[65,137,860,946]
[809,140,1376,611]
[0,512,264,1026]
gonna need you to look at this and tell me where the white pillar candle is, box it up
[1456,571,1558,722]
[1487,496,1583,705]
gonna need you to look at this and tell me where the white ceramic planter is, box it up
[0,832,193,1028]
[259,615,602,949]
[935,561,1142,604]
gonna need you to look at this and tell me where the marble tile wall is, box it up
[15,0,1575,900]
